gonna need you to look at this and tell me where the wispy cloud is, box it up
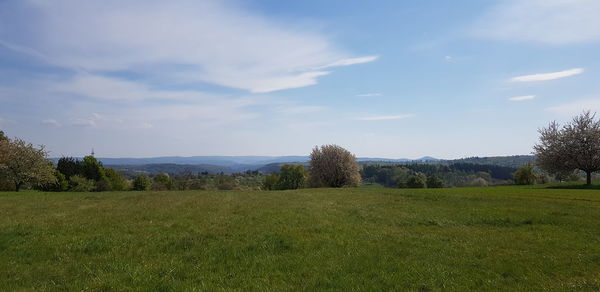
[276,105,326,115]
[322,56,379,68]
[140,122,153,129]
[473,0,600,44]
[508,95,536,101]
[356,93,382,97]
[510,68,584,82]
[545,99,600,116]
[42,119,62,127]
[356,114,414,121]
[0,0,376,93]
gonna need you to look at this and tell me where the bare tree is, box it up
[309,145,361,188]
[0,137,55,191]
[534,111,600,185]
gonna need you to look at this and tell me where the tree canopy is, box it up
[0,137,55,191]
[534,111,600,185]
[309,145,361,188]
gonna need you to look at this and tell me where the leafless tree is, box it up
[534,111,600,185]
[309,144,361,188]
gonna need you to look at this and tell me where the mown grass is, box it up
[1,186,600,291]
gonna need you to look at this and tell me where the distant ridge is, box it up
[49,155,439,166]
[48,155,533,175]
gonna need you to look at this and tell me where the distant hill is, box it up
[49,155,438,168]
[49,155,532,175]
[450,155,535,168]
[107,164,234,176]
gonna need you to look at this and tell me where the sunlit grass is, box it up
[1,186,599,290]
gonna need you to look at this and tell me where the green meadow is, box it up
[1,186,600,291]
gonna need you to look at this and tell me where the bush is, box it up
[215,174,237,190]
[104,168,129,191]
[36,170,69,192]
[468,177,489,187]
[426,175,444,188]
[277,164,306,190]
[152,173,173,191]
[69,175,96,192]
[514,164,537,185]
[263,173,280,190]
[405,174,427,188]
[132,174,151,191]
[308,145,361,188]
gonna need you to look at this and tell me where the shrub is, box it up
[132,174,151,191]
[36,170,69,192]
[426,175,444,188]
[405,174,427,188]
[308,145,361,188]
[263,173,280,190]
[69,175,96,192]
[215,174,237,190]
[104,168,129,191]
[277,164,306,190]
[152,173,173,191]
[468,177,489,187]
[514,164,537,185]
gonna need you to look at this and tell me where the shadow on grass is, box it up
[546,183,600,190]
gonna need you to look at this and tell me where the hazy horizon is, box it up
[2,0,599,158]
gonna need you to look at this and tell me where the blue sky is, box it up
[1,0,599,158]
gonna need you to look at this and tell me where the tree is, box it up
[405,174,427,188]
[68,175,95,192]
[132,174,151,191]
[513,164,537,185]
[104,168,128,191]
[0,130,7,142]
[0,137,55,191]
[426,175,444,188]
[534,111,600,185]
[36,170,69,192]
[308,145,361,188]
[152,173,173,191]
[263,173,280,190]
[81,155,105,181]
[56,157,83,179]
[277,164,306,190]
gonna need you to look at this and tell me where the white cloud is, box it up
[356,93,382,97]
[509,68,584,82]
[356,114,414,121]
[140,122,153,129]
[276,105,326,115]
[473,0,600,44]
[322,56,379,68]
[508,95,536,101]
[545,98,600,115]
[50,73,217,101]
[42,119,62,127]
[0,0,376,93]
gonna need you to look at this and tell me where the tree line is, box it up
[3,110,600,192]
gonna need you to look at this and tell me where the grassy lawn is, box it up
[1,186,600,291]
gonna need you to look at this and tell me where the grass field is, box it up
[1,186,600,291]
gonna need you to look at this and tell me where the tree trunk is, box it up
[15,182,21,192]
[586,171,592,186]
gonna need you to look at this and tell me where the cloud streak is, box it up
[508,95,536,101]
[356,93,382,97]
[510,68,584,82]
[356,114,414,121]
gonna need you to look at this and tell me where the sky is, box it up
[1,0,600,159]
